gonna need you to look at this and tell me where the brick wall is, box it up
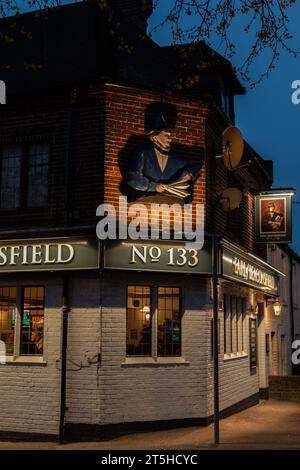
[204,108,264,254]
[208,282,260,414]
[0,87,105,231]
[63,271,213,425]
[0,274,62,436]
[64,271,262,427]
[103,84,206,231]
[66,273,102,426]
[0,269,265,435]
[269,376,300,402]
[0,81,269,255]
[0,81,273,434]
[266,245,292,376]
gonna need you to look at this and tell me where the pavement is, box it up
[0,399,300,450]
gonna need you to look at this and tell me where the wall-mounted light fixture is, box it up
[267,298,282,317]
[273,299,282,317]
[251,304,259,315]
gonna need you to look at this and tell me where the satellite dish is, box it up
[219,187,243,212]
[220,126,244,170]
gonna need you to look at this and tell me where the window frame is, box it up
[126,284,152,357]
[0,144,22,210]
[224,294,247,357]
[224,294,232,354]
[0,284,46,359]
[223,293,227,354]
[125,284,182,358]
[219,77,233,120]
[20,285,45,356]
[26,142,50,208]
[0,142,50,211]
[157,286,182,358]
[0,286,17,356]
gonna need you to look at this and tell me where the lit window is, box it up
[127,286,151,356]
[0,287,16,355]
[21,286,45,355]
[157,287,181,356]
[126,286,182,357]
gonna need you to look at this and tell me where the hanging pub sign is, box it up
[255,190,294,244]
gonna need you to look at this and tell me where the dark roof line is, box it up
[162,41,245,96]
[244,141,273,185]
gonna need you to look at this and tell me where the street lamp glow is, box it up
[273,300,282,317]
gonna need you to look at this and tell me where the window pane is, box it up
[27,143,49,208]
[0,287,16,355]
[126,286,151,356]
[1,145,21,209]
[230,296,237,353]
[223,294,227,354]
[236,297,243,353]
[242,297,247,351]
[158,287,181,357]
[21,286,44,355]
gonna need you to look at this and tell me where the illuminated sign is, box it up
[104,240,212,274]
[222,246,279,295]
[0,237,99,272]
[255,190,294,244]
[232,257,275,290]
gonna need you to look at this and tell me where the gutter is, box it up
[59,275,70,443]
[289,252,295,343]
[59,88,76,442]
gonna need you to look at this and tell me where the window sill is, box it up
[1,356,47,366]
[223,352,248,362]
[122,357,189,367]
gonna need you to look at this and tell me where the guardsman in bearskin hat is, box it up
[127,113,200,201]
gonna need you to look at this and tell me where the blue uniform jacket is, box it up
[127,142,200,193]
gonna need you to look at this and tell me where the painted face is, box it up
[153,130,171,151]
[268,205,275,213]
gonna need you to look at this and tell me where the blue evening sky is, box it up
[148,2,300,253]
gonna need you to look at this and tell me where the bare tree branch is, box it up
[0,0,298,86]
[149,0,299,86]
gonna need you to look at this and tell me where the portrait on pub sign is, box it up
[255,194,292,243]
[260,198,286,233]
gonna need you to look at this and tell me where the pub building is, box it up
[0,1,281,440]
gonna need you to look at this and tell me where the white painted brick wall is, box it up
[65,272,260,426]
[0,276,62,435]
[0,270,264,435]
[65,274,101,425]
[66,272,213,425]
[266,245,293,376]
[207,284,260,415]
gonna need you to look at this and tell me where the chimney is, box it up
[111,0,153,32]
